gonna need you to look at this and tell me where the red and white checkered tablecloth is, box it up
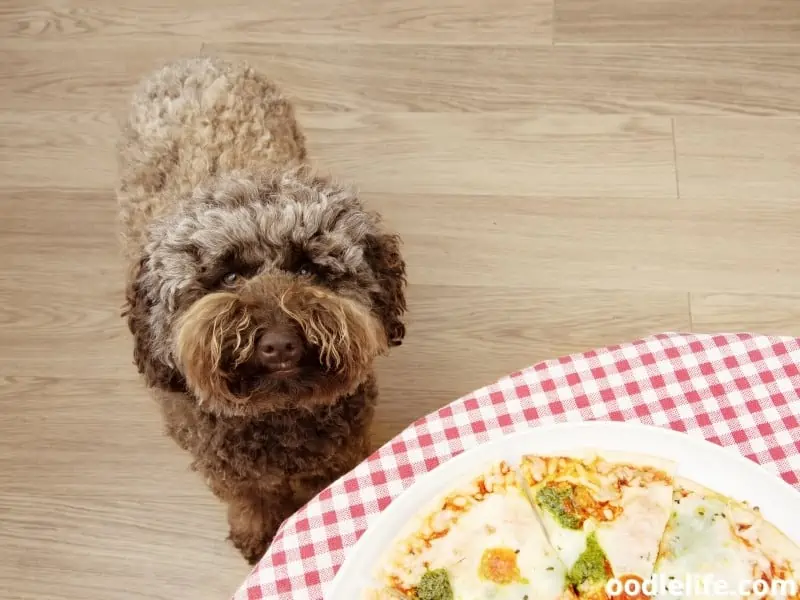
[232,332,800,600]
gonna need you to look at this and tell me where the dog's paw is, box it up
[228,528,272,565]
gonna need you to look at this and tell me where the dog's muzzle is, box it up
[173,273,388,412]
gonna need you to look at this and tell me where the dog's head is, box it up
[124,168,406,417]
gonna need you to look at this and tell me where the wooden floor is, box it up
[2,1,800,598]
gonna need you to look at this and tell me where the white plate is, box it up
[326,421,800,599]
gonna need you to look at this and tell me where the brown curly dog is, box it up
[115,56,407,564]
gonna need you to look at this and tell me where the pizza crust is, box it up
[529,448,678,476]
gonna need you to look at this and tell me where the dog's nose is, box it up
[257,329,304,371]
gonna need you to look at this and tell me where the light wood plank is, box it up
[0,40,201,112]
[7,42,800,115]
[0,0,552,44]
[0,376,246,600]
[674,119,800,296]
[209,42,800,115]
[372,285,690,443]
[366,192,800,295]
[555,0,800,44]
[0,281,133,379]
[302,113,675,197]
[0,112,117,190]
[0,377,182,490]
[1,189,118,237]
[0,204,131,377]
[690,294,800,337]
[675,117,800,200]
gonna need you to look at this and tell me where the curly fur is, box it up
[116,56,407,563]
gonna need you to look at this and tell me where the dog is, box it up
[115,56,407,564]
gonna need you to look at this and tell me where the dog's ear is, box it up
[364,229,407,347]
[122,255,184,391]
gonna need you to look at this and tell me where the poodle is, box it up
[115,56,407,564]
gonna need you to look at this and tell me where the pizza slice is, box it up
[650,477,800,600]
[519,450,677,600]
[364,460,578,600]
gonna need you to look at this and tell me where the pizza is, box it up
[650,477,800,600]
[362,449,800,600]
[520,450,677,600]
[364,460,577,600]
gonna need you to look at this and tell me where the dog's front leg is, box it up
[226,488,292,565]
[225,473,340,564]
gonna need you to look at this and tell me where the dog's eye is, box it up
[222,272,239,285]
[297,263,313,277]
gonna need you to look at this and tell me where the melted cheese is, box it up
[651,488,765,600]
[423,491,572,599]
[539,509,590,570]
[375,461,575,600]
[596,482,675,578]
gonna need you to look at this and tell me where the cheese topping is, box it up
[652,486,774,600]
[596,483,675,579]
[376,461,573,600]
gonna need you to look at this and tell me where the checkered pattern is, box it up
[232,332,800,600]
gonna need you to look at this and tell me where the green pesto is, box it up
[567,532,608,588]
[415,568,453,600]
[535,485,582,529]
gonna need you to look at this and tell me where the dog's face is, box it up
[124,169,406,417]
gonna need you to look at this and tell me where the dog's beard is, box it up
[173,275,387,416]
